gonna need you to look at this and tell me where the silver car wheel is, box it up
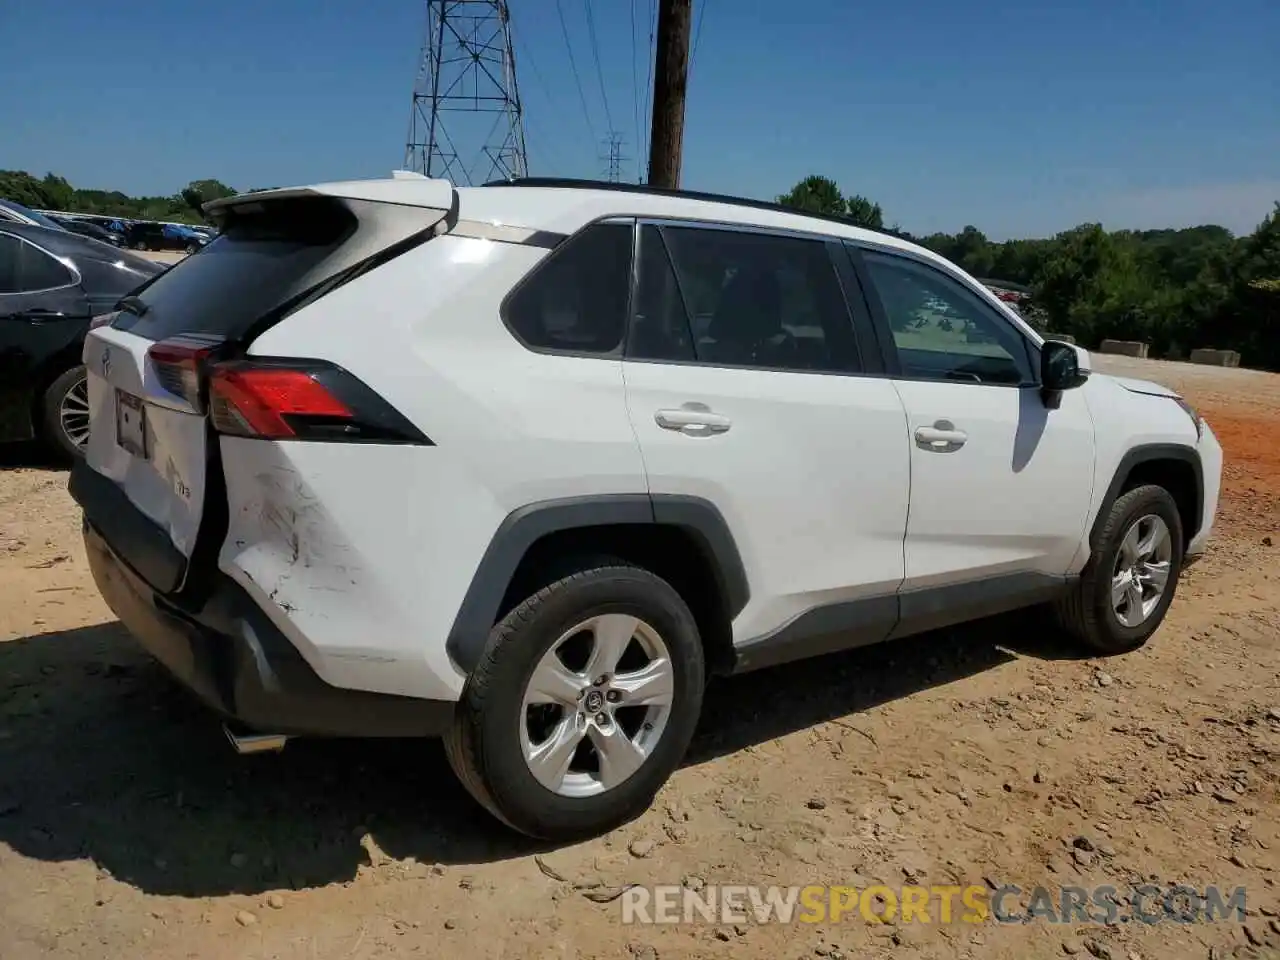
[1111,513,1173,628]
[519,613,675,798]
[59,374,91,450]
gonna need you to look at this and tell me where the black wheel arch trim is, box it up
[444,493,750,675]
[1091,443,1203,549]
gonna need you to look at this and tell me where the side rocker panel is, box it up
[444,494,749,674]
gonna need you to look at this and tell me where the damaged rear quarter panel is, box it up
[215,437,493,702]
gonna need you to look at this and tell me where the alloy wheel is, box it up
[519,613,675,798]
[59,374,91,451]
[1111,513,1173,628]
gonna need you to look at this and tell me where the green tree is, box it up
[776,175,847,217]
[180,179,238,220]
[844,194,884,230]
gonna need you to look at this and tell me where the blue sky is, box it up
[2,0,1277,238]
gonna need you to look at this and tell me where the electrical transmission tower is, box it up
[404,0,528,185]
[601,132,628,183]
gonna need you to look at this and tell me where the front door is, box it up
[853,246,1095,629]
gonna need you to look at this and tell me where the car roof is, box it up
[0,220,156,269]
[446,178,960,273]
[212,173,948,267]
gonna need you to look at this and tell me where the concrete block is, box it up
[1188,348,1241,367]
[1044,332,1076,344]
[1098,339,1149,358]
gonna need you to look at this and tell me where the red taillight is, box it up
[209,365,352,439]
[148,335,222,410]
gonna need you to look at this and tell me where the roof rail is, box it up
[481,176,904,240]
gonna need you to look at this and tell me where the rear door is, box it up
[79,188,453,592]
[621,221,911,663]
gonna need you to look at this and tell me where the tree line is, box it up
[0,170,240,226]
[3,167,1276,369]
[777,175,1280,370]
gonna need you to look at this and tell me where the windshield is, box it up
[0,199,67,232]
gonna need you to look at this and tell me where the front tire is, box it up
[1055,484,1184,654]
[445,563,705,841]
[41,365,90,461]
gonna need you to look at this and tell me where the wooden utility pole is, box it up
[646,0,693,189]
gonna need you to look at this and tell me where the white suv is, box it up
[71,174,1223,840]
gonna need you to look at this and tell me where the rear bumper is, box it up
[80,518,454,739]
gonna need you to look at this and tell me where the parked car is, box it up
[0,222,162,458]
[71,175,1222,841]
[122,221,166,251]
[47,215,126,248]
[123,221,211,253]
[0,198,70,232]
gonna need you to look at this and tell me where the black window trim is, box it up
[620,216,874,379]
[497,215,636,361]
[845,241,1042,389]
[0,229,82,297]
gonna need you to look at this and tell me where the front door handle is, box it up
[655,404,732,437]
[915,421,968,451]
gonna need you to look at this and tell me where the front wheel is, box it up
[445,563,705,840]
[1055,484,1184,653]
[41,365,91,461]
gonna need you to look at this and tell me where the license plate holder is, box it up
[115,390,149,459]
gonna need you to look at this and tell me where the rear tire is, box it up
[1055,484,1184,654]
[41,365,90,461]
[445,563,705,841]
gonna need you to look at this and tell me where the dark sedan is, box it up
[0,222,162,458]
[48,215,127,248]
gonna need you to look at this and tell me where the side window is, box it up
[503,222,633,354]
[861,250,1033,386]
[0,233,74,294]
[628,225,695,361]
[0,235,20,293]
[651,226,861,373]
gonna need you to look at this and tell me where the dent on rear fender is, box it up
[226,464,365,613]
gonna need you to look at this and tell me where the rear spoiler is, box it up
[203,172,457,225]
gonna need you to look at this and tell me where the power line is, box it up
[630,0,641,161]
[690,0,710,76]
[514,36,574,173]
[555,0,597,140]
[640,0,657,180]
[582,0,614,133]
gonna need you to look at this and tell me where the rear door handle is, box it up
[15,309,68,323]
[655,405,732,437]
[915,421,968,451]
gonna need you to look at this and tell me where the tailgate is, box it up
[80,326,209,590]
[71,185,454,594]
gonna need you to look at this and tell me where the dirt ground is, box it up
[1,356,1278,960]
[139,250,187,265]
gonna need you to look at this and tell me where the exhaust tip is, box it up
[223,722,288,755]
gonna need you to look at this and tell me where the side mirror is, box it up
[1041,340,1089,407]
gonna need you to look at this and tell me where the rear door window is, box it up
[0,232,75,293]
[112,198,357,342]
[647,225,863,374]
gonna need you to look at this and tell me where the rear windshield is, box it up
[112,197,356,342]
